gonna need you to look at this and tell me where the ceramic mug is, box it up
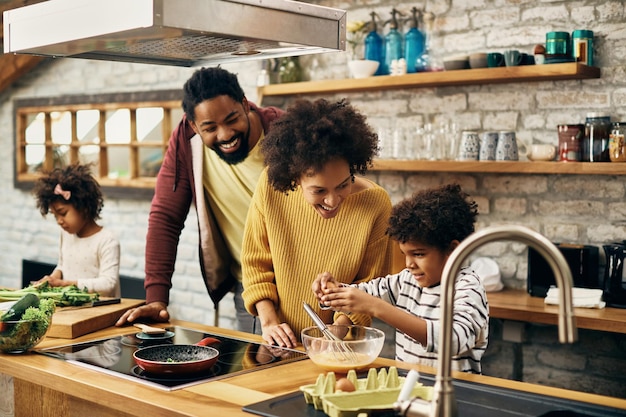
[504,50,522,67]
[458,131,480,160]
[479,131,499,160]
[487,52,504,68]
[496,131,519,160]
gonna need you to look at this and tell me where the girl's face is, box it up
[398,240,459,288]
[50,201,90,237]
[299,158,353,220]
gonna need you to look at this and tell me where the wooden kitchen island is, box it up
[1,319,626,417]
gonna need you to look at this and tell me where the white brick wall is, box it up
[0,0,625,363]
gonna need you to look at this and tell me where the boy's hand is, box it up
[320,286,374,316]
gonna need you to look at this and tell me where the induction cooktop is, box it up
[36,325,307,391]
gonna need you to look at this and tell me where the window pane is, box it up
[25,113,45,144]
[78,145,100,168]
[77,109,101,144]
[105,109,131,144]
[108,147,130,179]
[137,107,164,144]
[52,145,71,167]
[51,111,72,145]
[139,147,163,177]
[25,144,45,172]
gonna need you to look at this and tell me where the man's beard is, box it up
[212,132,250,165]
[211,112,252,165]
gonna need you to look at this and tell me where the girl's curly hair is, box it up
[33,163,104,221]
[387,183,479,251]
[261,98,379,193]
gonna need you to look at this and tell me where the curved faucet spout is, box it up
[396,225,578,417]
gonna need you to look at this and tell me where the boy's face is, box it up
[399,240,456,288]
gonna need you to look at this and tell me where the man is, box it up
[116,67,284,332]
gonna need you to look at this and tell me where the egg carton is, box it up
[300,367,432,417]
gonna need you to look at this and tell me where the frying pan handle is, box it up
[195,337,220,347]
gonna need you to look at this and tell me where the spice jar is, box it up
[546,31,570,57]
[572,29,594,66]
[582,113,611,162]
[609,122,626,162]
[558,124,583,162]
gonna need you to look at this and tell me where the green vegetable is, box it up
[0,282,99,307]
[1,293,40,321]
[0,298,56,352]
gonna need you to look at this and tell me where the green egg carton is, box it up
[299,367,432,415]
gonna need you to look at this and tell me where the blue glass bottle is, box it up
[364,11,384,76]
[404,7,425,73]
[382,8,404,75]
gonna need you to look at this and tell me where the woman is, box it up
[242,98,394,348]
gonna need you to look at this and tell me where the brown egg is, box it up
[534,44,546,55]
[335,377,356,392]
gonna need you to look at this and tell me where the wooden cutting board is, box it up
[48,298,145,339]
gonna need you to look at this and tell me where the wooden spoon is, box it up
[134,323,166,335]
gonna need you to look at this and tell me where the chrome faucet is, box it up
[394,225,578,417]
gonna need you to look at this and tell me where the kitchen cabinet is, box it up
[258,63,623,176]
[1,319,625,417]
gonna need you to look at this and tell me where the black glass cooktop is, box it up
[36,325,307,391]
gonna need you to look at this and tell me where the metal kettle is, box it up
[602,242,626,308]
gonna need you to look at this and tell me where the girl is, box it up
[33,163,121,297]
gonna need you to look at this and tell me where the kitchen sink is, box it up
[424,374,624,417]
[243,371,626,417]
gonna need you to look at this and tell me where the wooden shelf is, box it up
[371,160,626,175]
[259,63,615,175]
[258,63,600,97]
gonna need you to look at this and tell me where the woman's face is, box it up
[299,158,352,219]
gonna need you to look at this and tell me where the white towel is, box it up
[544,286,605,309]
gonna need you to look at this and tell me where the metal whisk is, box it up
[302,301,358,362]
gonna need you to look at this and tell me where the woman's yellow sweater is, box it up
[242,169,394,340]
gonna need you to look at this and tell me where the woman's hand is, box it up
[312,271,338,306]
[261,322,298,348]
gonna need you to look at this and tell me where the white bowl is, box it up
[348,60,379,79]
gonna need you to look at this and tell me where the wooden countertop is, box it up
[487,288,626,334]
[1,320,626,417]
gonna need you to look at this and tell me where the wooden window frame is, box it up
[13,89,183,199]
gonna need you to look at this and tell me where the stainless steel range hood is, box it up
[3,0,346,67]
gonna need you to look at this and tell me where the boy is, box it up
[312,183,489,373]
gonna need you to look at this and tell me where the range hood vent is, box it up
[3,0,346,67]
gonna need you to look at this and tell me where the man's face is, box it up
[189,95,251,164]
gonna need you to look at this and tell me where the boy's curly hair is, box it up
[387,183,478,251]
[33,163,104,221]
[261,98,379,193]
[182,66,245,122]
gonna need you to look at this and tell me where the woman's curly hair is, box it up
[261,98,379,193]
[387,183,479,251]
[33,163,104,221]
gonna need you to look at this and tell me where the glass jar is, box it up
[582,113,611,162]
[609,122,626,162]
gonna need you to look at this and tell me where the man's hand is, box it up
[115,301,169,326]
